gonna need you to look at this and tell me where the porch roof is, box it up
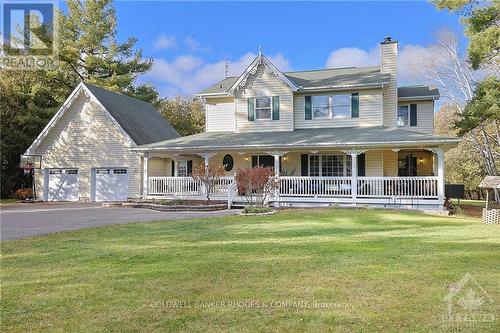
[133,126,459,152]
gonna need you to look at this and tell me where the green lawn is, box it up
[2,209,499,332]
[0,198,17,205]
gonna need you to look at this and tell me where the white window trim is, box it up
[177,160,188,177]
[254,96,273,121]
[312,94,352,120]
[308,154,352,177]
[398,104,410,127]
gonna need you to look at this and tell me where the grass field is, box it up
[2,208,499,332]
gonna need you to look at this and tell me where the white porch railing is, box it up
[148,176,234,196]
[357,176,438,198]
[148,176,439,199]
[149,177,202,196]
[279,176,352,197]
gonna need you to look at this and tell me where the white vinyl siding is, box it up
[205,97,235,132]
[32,90,142,200]
[398,100,434,134]
[235,63,293,132]
[294,89,383,129]
[381,42,398,127]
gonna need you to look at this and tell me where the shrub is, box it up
[14,188,32,200]
[243,206,272,214]
[191,162,226,202]
[235,166,278,207]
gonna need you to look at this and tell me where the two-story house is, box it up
[134,37,459,210]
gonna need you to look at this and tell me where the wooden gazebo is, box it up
[478,176,500,224]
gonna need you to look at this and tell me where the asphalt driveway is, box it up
[0,202,238,241]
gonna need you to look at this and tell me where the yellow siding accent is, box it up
[235,64,294,133]
[33,91,142,200]
[293,89,383,129]
[205,97,235,132]
[149,158,173,176]
[365,150,384,176]
[383,150,398,176]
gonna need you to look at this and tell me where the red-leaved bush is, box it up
[235,166,277,206]
[15,188,32,200]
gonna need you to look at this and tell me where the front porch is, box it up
[142,148,446,210]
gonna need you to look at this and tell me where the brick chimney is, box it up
[380,36,398,127]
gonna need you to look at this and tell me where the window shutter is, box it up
[305,96,312,120]
[171,160,175,176]
[301,154,308,176]
[357,153,365,177]
[410,104,417,126]
[272,96,280,120]
[187,160,193,175]
[351,93,359,118]
[251,156,258,167]
[247,98,255,121]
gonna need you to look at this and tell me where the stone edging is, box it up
[239,210,277,216]
[102,202,227,212]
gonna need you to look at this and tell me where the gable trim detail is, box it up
[228,54,299,94]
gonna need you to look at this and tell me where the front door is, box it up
[398,154,417,176]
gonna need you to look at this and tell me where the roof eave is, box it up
[132,138,461,152]
[398,95,440,101]
[297,82,387,92]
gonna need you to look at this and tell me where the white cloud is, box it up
[325,43,439,84]
[144,52,291,97]
[153,34,177,50]
[326,46,380,68]
[184,36,210,52]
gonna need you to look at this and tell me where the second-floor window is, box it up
[398,105,409,126]
[312,94,352,119]
[255,96,272,120]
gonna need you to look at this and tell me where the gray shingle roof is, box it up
[197,77,238,95]
[398,86,440,100]
[134,126,459,152]
[197,66,391,95]
[84,83,179,145]
[284,66,390,90]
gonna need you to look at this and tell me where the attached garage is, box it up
[23,83,179,202]
[92,168,129,202]
[45,169,79,201]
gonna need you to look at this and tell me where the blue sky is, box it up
[78,1,466,96]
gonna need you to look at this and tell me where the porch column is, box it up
[267,151,287,205]
[344,150,364,204]
[173,160,178,177]
[197,152,216,196]
[436,148,445,201]
[142,153,149,198]
[427,148,445,202]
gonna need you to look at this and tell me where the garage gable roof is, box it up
[83,83,179,145]
[26,83,180,154]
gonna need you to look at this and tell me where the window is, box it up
[177,160,187,177]
[96,169,110,174]
[309,155,352,176]
[113,169,127,174]
[309,155,320,176]
[255,96,272,120]
[252,155,274,168]
[312,96,330,118]
[311,94,352,119]
[332,94,351,118]
[398,105,409,126]
[49,169,62,175]
[65,169,78,175]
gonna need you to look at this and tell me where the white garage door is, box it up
[94,168,129,202]
[48,169,79,201]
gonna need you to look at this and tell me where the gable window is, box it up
[332,94,351,118]
[312,96,330,118]
[398,105,409,126]
[255,96,272,120]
